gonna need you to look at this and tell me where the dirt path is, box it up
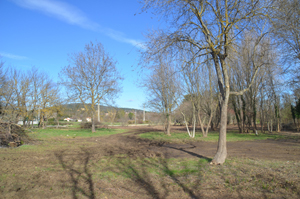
[82,127,300,161]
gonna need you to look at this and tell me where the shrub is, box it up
[80,121,104,129]
[46,121,57,125]
[128,120,135,124]
[46,121,70,126]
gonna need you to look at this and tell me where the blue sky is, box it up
[0,0,162,110]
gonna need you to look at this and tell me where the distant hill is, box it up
[62,103,144,113]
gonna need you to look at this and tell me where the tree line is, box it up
[140,0,300,164]
[0,41,123,132]
[0,63,60,128]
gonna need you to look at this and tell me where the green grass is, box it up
[29,128,127,140]
[139,130,288,142]
[97,157,212,180]
[45,122,81,128]
[15,128,127,153]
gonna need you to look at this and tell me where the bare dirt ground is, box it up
[104,126,300,161]
[1,126,300,199]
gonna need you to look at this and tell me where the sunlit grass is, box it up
[96,157,212,180]
[29,128,127,140]
[139,130,287,142]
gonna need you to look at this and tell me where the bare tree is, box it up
[181,51,218,137]
[271,0,300,88]
[38,75,60,129]
[0,64,61,131]
[141,0,271,164]
[142,55,181,135]
[0,68,32,125]
[107,107,117,125]
[0,59,6,117]
[60,41,123,132]
[0,59,5,90]
[230,33,277,134]
[264,63,283,132]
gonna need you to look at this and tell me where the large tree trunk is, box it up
[165,114,171,136]
[211,93,229,164]
[40,114,45,129]
[211,56,229,165]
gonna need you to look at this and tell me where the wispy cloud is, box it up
[11,0,145,49]
[127,99,134,102]
[0,52,28,60]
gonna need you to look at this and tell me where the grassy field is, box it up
[0,127,299,198]
[29,127,126,140]
[98,156,300,198]
[139,130,290,142]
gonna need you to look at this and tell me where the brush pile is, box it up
[0,122,28,147]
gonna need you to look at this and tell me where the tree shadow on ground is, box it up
[162,144,212,160]
[107,155,208,199]
[55,148,95,199]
